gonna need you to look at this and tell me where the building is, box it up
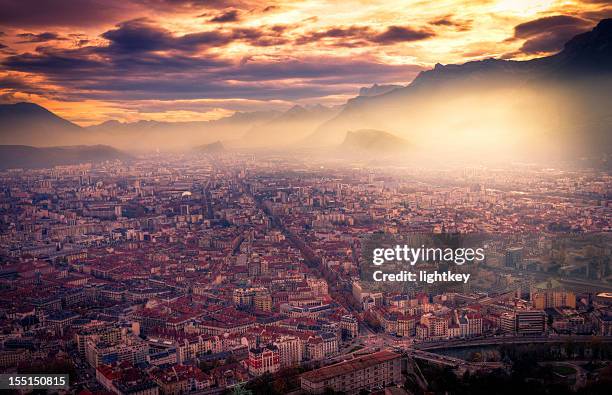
[86,337,149,368]
[532,290,576,309]
[500,313,516,334]
[274,335,302,368]
[516,310,546,336]
[504,247,523,268]
[247,345,280,376]
[150,364,210,394]
[75,323,123,357]
[46,310,80,335]
[340,315,359,339]
[463,313,483,337]
[254,288,272,312]
[96,363,159,395]
[233,287,272,311]
[233,288,255,307]
[300,350,402,394]
[421,313,448,340]
[147,334,220,364]
[321,332,339,357]
[594,309,612,336]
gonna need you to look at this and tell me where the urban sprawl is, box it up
[0,153,611,394]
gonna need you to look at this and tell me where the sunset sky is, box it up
[0,0,610,125]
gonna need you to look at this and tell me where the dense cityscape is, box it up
[0,152,610,394]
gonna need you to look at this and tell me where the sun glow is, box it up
[491,0,559,17]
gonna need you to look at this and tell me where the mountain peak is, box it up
[341,129,409,153]
[553,18,612,72]
[0,102,82,146]
[358,84,403,97]
[195,141,224,153]
[0,101,52,115]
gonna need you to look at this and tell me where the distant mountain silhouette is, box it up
[0,145,130,169]
[341,129,409,153]
[307,19,612,162]
[0,102,83,145]
[358,84,403,97]
[195,140,224,153]
[242,105,339,147]
[0,102,277,150]
[546,18,612,74]
[86,111,277,150]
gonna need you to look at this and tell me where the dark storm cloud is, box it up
[102,18,233,53]
[220,58,421,82]
[0,0,269,28]
[513,15,591,38]
[0,9,422,104]
[511,15,594,54]
[295,25,434,47]
[16,32,66,43]
[2,35,421,102]
[0,42,13,54]
[294,26,370,46]
[429,15,473,31]
[579,6,612,22]
[0,75,32,90]
[0,0,138,27]
[0,74,49,98]
[2,52,104,79]
[373,26,435,44]
[133,0,269,11]
[210,10,240,23]
[99,19,291,53]
[101,19,177,52]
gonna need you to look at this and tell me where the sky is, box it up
[0,0,610,126]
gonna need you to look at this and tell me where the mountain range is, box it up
[0,104,281,150]
[0,18,611,163]
[242,104,340,147]
[306,18,612,162]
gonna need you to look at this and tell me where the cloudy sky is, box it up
[0,0,610,125]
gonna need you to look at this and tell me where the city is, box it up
[0,1,611,394]
[0,152,610,394]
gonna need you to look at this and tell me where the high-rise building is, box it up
[516,310,546,336]
[532,290,576,309]
[500,313,516,334]
[274,336,302,368]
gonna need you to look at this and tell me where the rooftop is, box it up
[300,350,400,383]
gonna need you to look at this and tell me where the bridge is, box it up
[405,348,507,372]
[414,335,612,351]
